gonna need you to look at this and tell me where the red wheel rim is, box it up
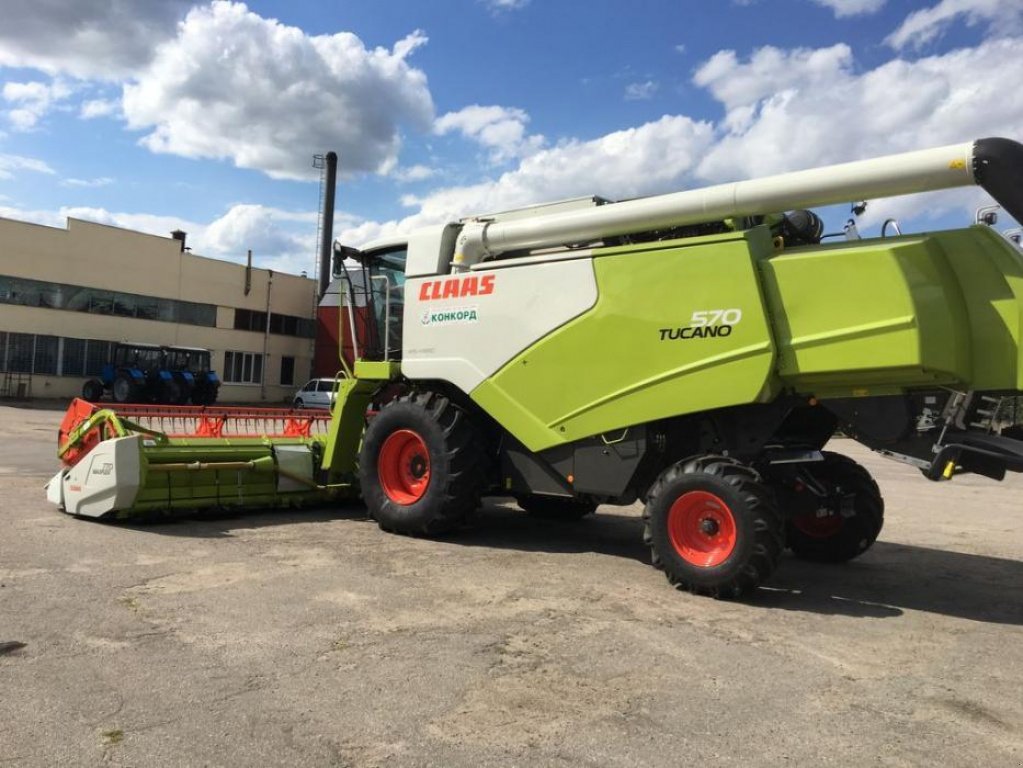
[378,429,431,504]
[667,490,737,567]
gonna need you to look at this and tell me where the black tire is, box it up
[517,495,597,520]
[643,456,783,598]
[112,374,139,404]
[360,391,487,536]
[160,379,182,405]
[81,379,104,402]
[784,452,884,563]
[294,398,304,409]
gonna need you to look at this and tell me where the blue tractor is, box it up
[82,342,182,404]
[163,346,220,405]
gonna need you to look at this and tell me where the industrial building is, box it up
[0,215,319,403]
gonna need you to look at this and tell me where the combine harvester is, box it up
[49,138,1023,597]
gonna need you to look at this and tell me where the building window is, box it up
[234,307,315,339]
[0,274,217,328]
[33,335,59,375]
[280,356,295,386]
[6,333,33,373]
[234,308,266,332]
[85,340,113,376]
[224,351,264,384]
[63,338,86,377]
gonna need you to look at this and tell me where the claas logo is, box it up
[419,274,495,301]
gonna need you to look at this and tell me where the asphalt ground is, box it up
[1,402,1021,766]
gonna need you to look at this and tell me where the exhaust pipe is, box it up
[318,151,338,299]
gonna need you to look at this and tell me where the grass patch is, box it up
[101,729,124,746]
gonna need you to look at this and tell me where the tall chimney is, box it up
[318,151,338,299]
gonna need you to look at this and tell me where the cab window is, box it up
[365,247,407,362]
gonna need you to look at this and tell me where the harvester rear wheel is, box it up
[517,495,597,520]
[785,452,884,563]
[360,391,486,536]
[643,456,782,598]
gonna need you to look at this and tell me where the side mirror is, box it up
[333,244,362,276]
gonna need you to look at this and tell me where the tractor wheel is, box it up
[785,452,884,563]
[160,379,182,405]
[81,379,104,402]
[517,495,597,520]
[360,391,487,536]
[112,374,139,404]
[643,456,783,598]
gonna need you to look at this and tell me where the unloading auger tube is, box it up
[450,137,1023,267]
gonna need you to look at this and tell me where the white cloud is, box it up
[480,0,530,11]
[61,177,114,188]
[811,0,886,17]
[201,203,316,259]
[340,29,1023,247]
[2,79,73,130]
[122,2,434,180]
[886,0,1021,50]
[0,201,326,275]
[338,114,715,248]
[624,80,659,101]
[0,0,189,80]
[79,98,119,120]
[693,38,1023,187]
[0,205,204,248]
[694,44,853,112]
[392,164,437,183]
[434,104,544,164]
[0,153,56,180]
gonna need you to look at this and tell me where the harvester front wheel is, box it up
[643,456,782,598]
[517,495,597,520]
[785,452,884,563]
[360,391,486,536]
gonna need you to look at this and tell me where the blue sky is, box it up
[1,0,1021,275]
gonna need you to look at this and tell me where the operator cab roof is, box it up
[338,235,409,255]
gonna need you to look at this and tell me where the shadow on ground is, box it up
[760,542,1023,625]
[116,499,1023,626]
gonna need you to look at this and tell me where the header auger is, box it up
[49,138,1023,598]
